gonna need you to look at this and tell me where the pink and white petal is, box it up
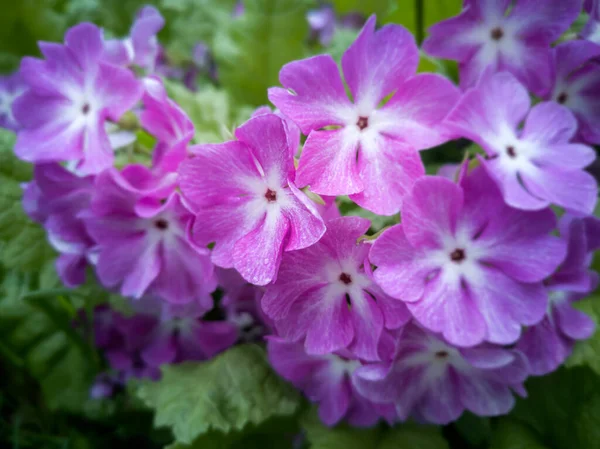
[96,63,143,119]
[409,277,486,347]
[342,16,418,108]
[446,72,530,143]
[517,318,571,376]
[319,216,371,261]
[348,291,385,361]
[535,143,596,170]
[64,23,104,72]
[370,286,412,329]
[280,184,325,251]
[350,134,424,215]
[296,128,363,195]
[179,141,260,207]
[422,8,483,61]
[317,377,352,426]
[521,102,577,145]
[402,176,463,249]
[510,0,582,43]
[103,39,132,66]
[460,346,515,370]
[233,211,289,285]
[458,375,515,417]
[14,119,84,164]
[120,241,162,299]
[499,44,553,97]
[471,268,547,345]
[38,42,84,88]
[377,74,461,149]
[235,114,294,179]
[552,41,600,84]
[521,166,598,215]
[56,254,88,288]
[554,300,596,341]
[417,370,463,424]
[267,55,352,134]
[267,337,326,385]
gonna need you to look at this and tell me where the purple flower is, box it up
[0,71,25,131]
[583,0,600,44]
[179,113,326,285]
[267,337,397,427]
[268,16,460,215]
[13,23,143,175]
[353,323,528,424]
[24,163,96,287]
[262,217,411,361]
[445,72,597,215]
[546,41,600,145]
[370,168,566,347]
[90,372,124,399]
[84,166,216,306]
[422,0,580,96]
[141,76,195,173]
[517,216,598,375]
[307,6,336,46]
[103,5,165,71]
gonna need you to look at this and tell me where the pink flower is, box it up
[370,168,566,347]
[546,41,600,145]
[423,0,581,96]
[267,337,397,427]
[354,323,528,424]
[84,166,216,307]
[517,216,598,375]
[262,217,410,361]
[268,16,460,215]
[0,71,26,131]
[179,113,326,285]
[583,0,600,44]
[12,23,143,175]
[103,5,165,71]
[445,72,597,215]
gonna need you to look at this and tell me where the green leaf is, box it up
[489,420,548,449]
[453,412,491,447]
[138,344,301,444]
[383,0,462,34]
[164,81,254,144]
[336,196,397,233]
[511,366,600,449]
[378,424,449,449]
[213,0,313,106]
[0,267,98,411]
[566,295,600,375]
[332,0,392,17]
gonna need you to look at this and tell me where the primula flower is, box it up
[179,113,326,285]
[423,0,581,96]
[262,217,411,361]
[103,5,165,71]
[269,16,460,215]
[583,0,600,44]
[24,163,96,287]
[13,23,143,175]
[546,41,600,145]
[85,165,216,306]
[445,72,597,215]
[517,216,598,375]
[353,323,528,424]
[307,6,336,46]
[370,168,566,347]
[267,337,397,427]
[0,71,25,131]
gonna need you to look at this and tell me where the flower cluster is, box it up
[4,0,600,427]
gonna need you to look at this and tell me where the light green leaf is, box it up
[566,295,600,375]
[489,420,548,449]
[332,0,392,17]
[213,0,313,106]
[138,344,301,444]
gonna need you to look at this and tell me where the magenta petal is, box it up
[417,371,463,424]
[96,63,143,119]
[141,333,177,367]
[350,136,425,215]
[457,374,515,417]
[268,55,352,134]
[341,16,418,108]
[348,292,385,361]
[517,318,571,376]
[190,321,239,358]
[56,254,88,288]
[281,183,325,251]
[76,115,115,175]
[296,128,362,195]
[521,102,577,146]
[318,377,352,426]
[554,300,596,340]
[64,23,104,72]
[233,212,288,285]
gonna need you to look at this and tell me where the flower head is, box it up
[13,23,143,175]
[267,337,397,427]
[423,0,581,95]
[446,72,597,214]
[262,216,410,361]
[354,323,528,424]
[179,113,326,285]
[0,71,25,131]
[583,0,600,44]
[269,16,460,215]
[85,166,216,306]
[370,167,566,347]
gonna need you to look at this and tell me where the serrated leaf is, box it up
[566,295,600,375]
[138,344,301,444]
[489,420,548,449]
[511,366,600,449]
[213,0,313,106]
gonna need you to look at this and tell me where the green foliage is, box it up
[489,420,548,449]
[138,344,302,444]
[212,0,313,106]
[332,0,392,17]
[337,196,398,233]
[566,295,600,375]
